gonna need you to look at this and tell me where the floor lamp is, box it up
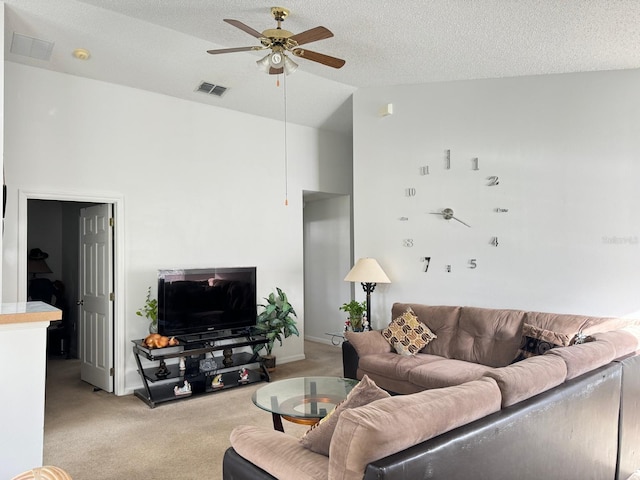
[344,258,391,328]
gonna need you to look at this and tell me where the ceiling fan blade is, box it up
[289,26,333,46]
[207,46,260,55]
[269,67,284,75]
[223,19,264,39]
[292,48,345,69]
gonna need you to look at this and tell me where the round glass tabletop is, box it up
[252,376,359,420]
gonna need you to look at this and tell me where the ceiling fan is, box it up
[206,6,346,75]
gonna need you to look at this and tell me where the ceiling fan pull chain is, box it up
[283,72,289,206]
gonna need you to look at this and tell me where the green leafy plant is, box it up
[340,300,367,330]
[253,287,299,356]
[136,286,158,330]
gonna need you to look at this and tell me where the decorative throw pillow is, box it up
[299,374,390,456]
[513,323,577,362]
[381,308,437,355]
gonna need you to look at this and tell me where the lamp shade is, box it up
[344,258,391,284]
[28,258,52,274]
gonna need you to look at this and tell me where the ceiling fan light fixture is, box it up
[283,55,298,75]
[256,53,271,73]
[211,8,345,74]
[269,51,284,68]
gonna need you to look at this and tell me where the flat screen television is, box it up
[157,267,257,340]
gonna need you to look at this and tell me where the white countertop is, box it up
[0,302,62,325]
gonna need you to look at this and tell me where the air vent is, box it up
[196,82,228,97]
[10,33,54,61]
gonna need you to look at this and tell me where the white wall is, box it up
[3,62,352,393]
[303,195,352,343]
[0,3,4,296]
[353,69,640,329]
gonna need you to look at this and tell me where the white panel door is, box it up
[79,204,113,392]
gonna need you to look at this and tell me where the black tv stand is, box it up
[132,332,269,408]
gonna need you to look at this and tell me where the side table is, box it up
[325,331,347,345]
[252,376,358,431]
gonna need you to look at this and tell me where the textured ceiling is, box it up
[5,0,640,134]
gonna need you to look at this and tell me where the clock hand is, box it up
[451,216,471,228]
[430,208,471,227]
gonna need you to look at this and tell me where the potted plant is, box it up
[340,300,367,331]
[136,286,158,333]
[253,287,299,371]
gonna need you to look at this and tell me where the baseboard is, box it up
[276,353,306,364]
[304,334,338,346]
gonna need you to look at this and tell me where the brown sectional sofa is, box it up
[344,303,635,393]
[222,303,640,480]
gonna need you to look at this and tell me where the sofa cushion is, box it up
[523,312,586,345]
[327,377,502,480]
[407,358,494,389]
[523,311,631,343]
[545,339,617,380]
[357,353,445,393]
[452,307,525,367]
[382,308,437,355]
[513,312,637,361]
[358,352,444,380]
[230,425,329,480]
[344,330,392,356]
[592,327,640,359]
[299,375,390,456]
[354,370,427,395]
[484,354,567,407]
[392,303,461,358]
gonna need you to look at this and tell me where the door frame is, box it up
[18,189,126,395]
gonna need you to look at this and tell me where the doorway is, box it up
[28,200,96,358]
[27,199,114,390]
[302,192,352,343]
[18,190,126,395]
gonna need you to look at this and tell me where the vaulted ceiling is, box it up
[5,1,640,134]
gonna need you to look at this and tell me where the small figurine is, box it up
[344,320,351,332]
[211,374,224,389]
[238,368,250,383]
[174,380,192,396]
[155,360,169,379]
[179,356,186,371]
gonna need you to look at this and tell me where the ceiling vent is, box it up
[10,32,54,61]
[196,82,228,97]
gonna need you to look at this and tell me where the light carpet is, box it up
[44,340,343,480]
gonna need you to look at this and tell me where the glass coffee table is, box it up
[252,376,359,432]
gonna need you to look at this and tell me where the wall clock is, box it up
[401,149,508,273]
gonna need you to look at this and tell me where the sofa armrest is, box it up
[616,354,640,480]
[223,448,276,480]
[343,331,393,380]
[342,341,359,379]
